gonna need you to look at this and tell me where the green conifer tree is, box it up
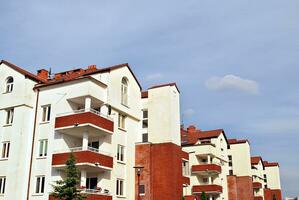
[200,191,207,200]
[51,153,86,200]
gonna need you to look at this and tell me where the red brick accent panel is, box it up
[253,182,263,189]
[49,194,112,200]
[227,175,238,200]
[182,176,190,185]
[135,143,185,200]
[192,164,221,173]
[236,176,254,200]
[192,185,223,193]
[254,196,263,200]
[181,150,189,160]
[55,112,114,133]
[52,151,113,168]
[264,189,282,200]
[184,195,196,200]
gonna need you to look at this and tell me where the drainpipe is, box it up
[26,88,40,200]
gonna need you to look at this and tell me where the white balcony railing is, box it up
[79,188,111,196]
[54,146,112,157]
[56,108,113,121]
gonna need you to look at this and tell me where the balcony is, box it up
[52,147,113,171]
[55,109,114,137]
[192,184,223,194]
[182,176,190,185]
[253,182,263,189]
[194,144,218,158]
[192,164,221,175]
[49,190,112,200]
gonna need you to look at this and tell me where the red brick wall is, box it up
[55,112,114,132]
[135,143,185,200]
[227,175,254,200]
[52,151,113,168]
[227,175,238,200]
[264,189,282,200]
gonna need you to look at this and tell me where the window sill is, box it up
[121,103,129,108]
[32,193,44,196]
[116,195,126,199]
[117,160,126,165]
[36,156,47,160]
[118,127,127,132]
[40,121,50,125]
[0,158,8,161]
[3,124,12,127]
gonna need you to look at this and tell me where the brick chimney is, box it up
[37,69,49,81]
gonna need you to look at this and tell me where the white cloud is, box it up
[183,108,195,118]
[146,73,163,81]
[205,74,259,95]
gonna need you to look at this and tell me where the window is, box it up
[139,184,145,195]
[202,178,208,183]
[117,145,125,162]
[38,140,48,157]
[228,155,233,167]
[142,133,148,143]
[182,160,189,176]
[0,177,6,194]
[5,108,14,125]
[121,77,128,106]
[118,114,126,130]
[35,176,45,194]
[86,177,98,190]
[1,142,10,159]
[5,77,13,93]
[116,179,124,196]
[142,110,148,128]
[41,105,51,122]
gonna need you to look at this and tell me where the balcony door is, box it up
[88,141,99,150]
[86,177,98,190]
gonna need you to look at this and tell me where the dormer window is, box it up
[121,77,128,106]
[6,77,14,93]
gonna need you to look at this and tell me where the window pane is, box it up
[47,106,51,121]
[6,143,10,158]
[116,180,119,195]
[36,177,40,193]
[42,107,46,122]
[2,144,6,158]
[41,177,45,193]
[142,133,148,142]
[44,140,48,156]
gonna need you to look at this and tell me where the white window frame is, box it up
[5,108,14,125]
[0,176,6,194]
[121,78,128,106]
[38,139,48,158]
[117,145,125,162]
[5,77,13,93]
[41,105,51,122]
[1,142,10,159]
[118,114,126,130]
[35,176,45,194]
[116,178,124,196]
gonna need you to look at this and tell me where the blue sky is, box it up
[1,0,298,197]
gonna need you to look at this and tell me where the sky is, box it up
[1,0,298,197]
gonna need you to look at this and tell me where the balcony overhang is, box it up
[52,150,113,171]
[192,185,222,194]
[192,185,223,194]
[55,110,114,137]
[253,182,263,189]
[192,164,222,175]
[182,176,190,186]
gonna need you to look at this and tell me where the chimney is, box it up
[187,125,196,133]
[37,69,49,81]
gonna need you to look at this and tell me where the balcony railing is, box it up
[57,108,113,121]
[192,184,223,194]
[192,164,222,174]
[253,182,263,189]
[52,147,113,169]
[55,108,114,134]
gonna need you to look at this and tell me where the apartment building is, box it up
[0,60,187,200]
[0,59,282,200]
[227,139,254,200]
[181,125,229,200]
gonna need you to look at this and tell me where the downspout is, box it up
[26,88,40,200]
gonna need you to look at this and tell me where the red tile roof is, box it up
[263,161,279,167]
[228,138,249,145]
[0,60,46,83]
[181,125,227,146]
[251,156,263,165]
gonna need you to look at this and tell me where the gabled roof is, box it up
[0,60,46,83]
[251,156,264,166]
[181,125,228,146]
[263,161,279,167]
